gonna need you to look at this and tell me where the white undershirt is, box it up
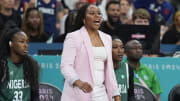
[92,47,108,100]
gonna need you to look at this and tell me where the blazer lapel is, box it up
[80,27,95,83]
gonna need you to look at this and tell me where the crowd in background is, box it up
[0,0,180,57]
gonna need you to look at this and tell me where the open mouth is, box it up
[24,50,28,54]
[118,54,124,58]
[94,19,101,25]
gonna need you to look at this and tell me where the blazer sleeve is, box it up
[110,37,120,96]
[60,33,80,87]
[106,35,120,96]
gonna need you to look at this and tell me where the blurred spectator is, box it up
[132,8,150,25]
[14,0,26,16]
[119,0,133,24]
[36,0,59,40]
[53,11,77,43]
[14,0,21,12]
[161,10,180,45]
[56,8,69,35]
[22,8,49,42]
[132,8,160,56]
[131,8,152,51]
[132,0,174,25]
[55,0,88,43]
[0,0,22,35]
[60,0,88,35]
[14,0,35,17]
[125,40,162,101]
[153,0,174,25]
[100,0,120,36]
[114,8,152,53]
[97,0,108,21]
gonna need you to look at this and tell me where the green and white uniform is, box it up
[0,58,31,101]
[133,63,162,95]
[114,62,129,101]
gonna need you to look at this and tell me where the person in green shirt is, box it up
[112,36,134,101]
[0,21,40,101]
[124,40,162,101]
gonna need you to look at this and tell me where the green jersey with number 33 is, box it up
[0,58,31,101]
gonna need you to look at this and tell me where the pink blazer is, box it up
[60,26,119,101]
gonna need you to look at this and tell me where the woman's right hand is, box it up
[73,80,93,93]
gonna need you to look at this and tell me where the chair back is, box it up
[132,83,158,101]
[168,84,180,101]
[39,83,62,101]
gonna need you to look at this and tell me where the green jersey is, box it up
[133,63,162,95]
[0,58,31,101]
[115,62,129,101]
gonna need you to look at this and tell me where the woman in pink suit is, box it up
[60,4,121,101]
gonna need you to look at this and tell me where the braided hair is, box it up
[0,21,40,101]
